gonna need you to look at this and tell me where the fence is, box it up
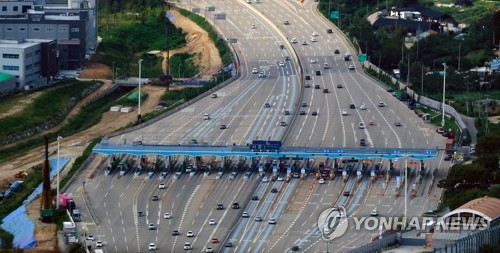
[346,231,398,253]
[433,223,500,253]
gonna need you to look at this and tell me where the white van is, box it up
[203,114,210,120]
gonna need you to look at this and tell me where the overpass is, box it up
[93,140,439,161]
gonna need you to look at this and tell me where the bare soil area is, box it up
[0,7,220,252]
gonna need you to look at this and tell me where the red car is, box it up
[436,127,444,133]
[343,191,350,196]
[211,238,219,243]
[368,121,375,126]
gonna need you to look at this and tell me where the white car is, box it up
[159,183,166,189]
[341,109,348,116]
[312,31,319,37]
[371,209,379,216]
[86,235,95,241]
[277,176,284,181]
[242,211,250,218]
[206,247,214,253]
[164,212,171,219]
[302,41,308,45]
[262,176,269,182]
[360,104,367,110]
[96,241,103,247]
[378,102,386,107]
[310,58,318,63]
[184,242,192,250]
[209,219,216,225]
[203,113,210,120]
[358,122,366,129]
[348,65,355,70]
[149,243,156,251]
[279,61,285,67]
[252,68,258,74]
[268,218,277,224]
[187,231,194,237]
[290,37,297,43]
[311,37,317,42]
[319,178,325,184]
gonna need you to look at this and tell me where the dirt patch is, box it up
[79,51,113,80]
[0,92,43,118]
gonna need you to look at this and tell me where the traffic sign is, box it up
[358,54,367,62]
[330,11,339,20]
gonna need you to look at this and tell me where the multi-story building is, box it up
[0,38,57,89]
[0,0,97,71]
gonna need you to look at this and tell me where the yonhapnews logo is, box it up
[317,206,349,241]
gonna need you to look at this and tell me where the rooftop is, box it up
[0,72,15,83]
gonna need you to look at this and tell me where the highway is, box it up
[63,0,453,252]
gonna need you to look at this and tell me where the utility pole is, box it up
[441,63,446,128]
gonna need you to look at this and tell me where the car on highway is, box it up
[203,113,210,120]
[271,187,278,193]
[268,218,277,224]
[232,202,240,209]
[315,70,321,76]
[302,40,308,45]
[310,37,317,42]
[395,122,402,127]
[318,178,325,184]
[349,65,355,70]
[225,242,233,247]
[220,124,227,129]
[378,102,386,107]
[279,61,285,67]
[290,37,297,43]
[285,110,291,115]
[285,56,290,61]
[284,20,290,25]
[252,68,258,74]
[230,171,237,180]
[314,84,320,89]
[262,176,269,182]
[300,111,306,115]
[209,219,216,225]
[264,102,271,108]
[323,88,329,93]
[386,88,394,92]
[360,104,366,110]
[258,71,265,78]
[293,172,300,178]
[371,209,379,216]
[280,122,287,126]
[311,111,318,116]
[151,195,159,201]
[368,121,375,126]
[184,242,192,250]
[323,63,330,69]
[86,235,94,241]
[186,231,194,237]
[312,31,319,37]
[149,243,156,251]
[205,246,214,253]
[337,83,343,88]
[349,104,356,109]
[96,241,103,247]
[255,216,263,222]
[242,212,250,218]
[305,83,311,88]
[334,49,340,54]
[358,122,366,129]
[216,203,224,210]
[360,139,366,146]
[343,191,350,196]
[302,102,307,107]
[164,212,171,219]
[159,183,166,189]
[310,58,318,63]
[444,154,453,161]
[277,175,284,181]
[172,230,180,236]
[292,245,300,251]
[327,28,333,33]
[148,223,156,230]
[342,109,348,116]
[211,93,217,98]
[211,237,219,243]
[252,24,256,29]
[252,195,259,201]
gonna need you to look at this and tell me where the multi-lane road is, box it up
[66,0,451,252]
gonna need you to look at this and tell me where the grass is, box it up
[0,81,98,139]
[0,96,21,115]
[169,53,199,78]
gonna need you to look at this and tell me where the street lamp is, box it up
[441,63,446,128]
[56,135,62,208]
[138,59,143,124]
[112,61,115,82]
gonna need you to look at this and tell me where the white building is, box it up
[0,38,53,89]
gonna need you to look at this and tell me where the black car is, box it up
[386,88,394,92]
[327,28,333,33]
[292,246,300,251]
[337,84,343,88]
[360,139,366,146]
[271,188,278,193]
[232,203,240,209]
[279,45,285,50]
[216,203,224,210]
[220,124,227,129]
[315,70,321,76]
[314,84,320,89]
[395,122,402,127]
[252,195,259,201]
[225,242,233,247]
[280,122,287,126]
[285,110,291,115]
[301,102,307,107]
[300,111,306,115]
[334,49,340,54]
[305,83,311,88]
[151,195,159,201]
[311,111,318,116]
[305,75,311,80]
[172,230,180,236]
[349,104,356,109]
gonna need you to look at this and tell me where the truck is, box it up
[58,194,73,208]
[71,209,81,222]
[445,138,454,154]
[321,168,331,180]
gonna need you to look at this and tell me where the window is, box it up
[59,28,67,32]
[5,27,13,31]
[71,28,80,32]
[46,27,54,32]
[32,27,40,31]
[25,64,32,70]
[25,53,32,58]
[3,54,19,59]
[13,6,18,11]
[19,27,26,31]
[3,65,20,71]
[32,18,40,21]
[35,50,40,55]
[2,7,6,11]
